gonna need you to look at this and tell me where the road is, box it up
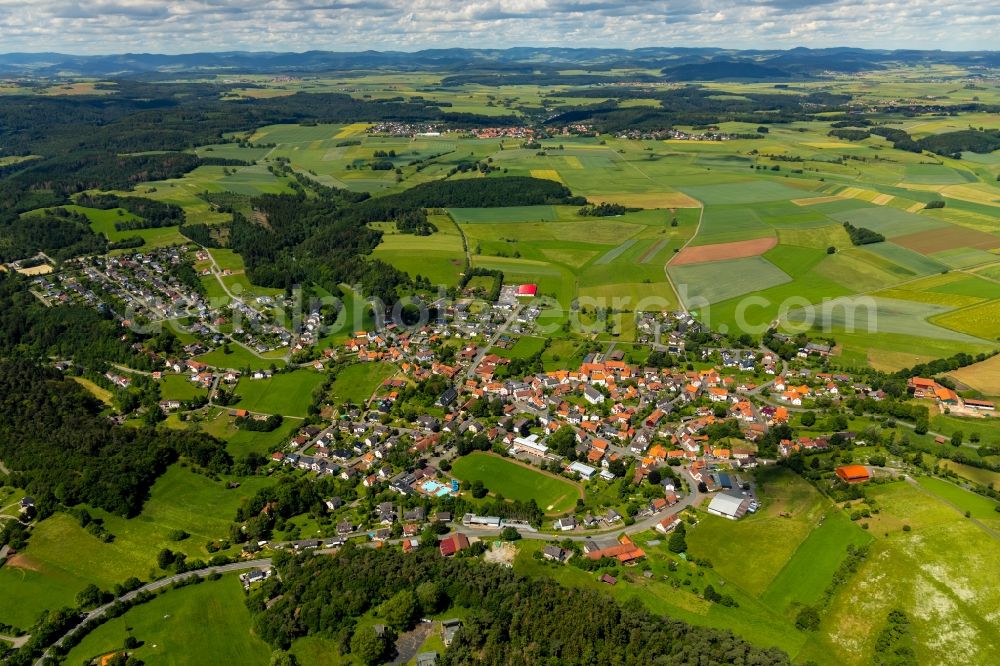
[465,303,523,379]
[33,559,272,666]
[662,204,704,315]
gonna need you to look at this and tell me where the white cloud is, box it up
[0,0,994,53]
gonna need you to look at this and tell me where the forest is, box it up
[0,360,231,521]
[250,545,791,666]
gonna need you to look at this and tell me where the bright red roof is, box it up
[517,284,538,296]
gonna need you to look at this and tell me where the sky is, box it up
[0,0,996,54]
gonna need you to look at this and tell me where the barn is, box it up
[516,284,538,297]
[835,465,870,484]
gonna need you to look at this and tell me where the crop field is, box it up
[672,237,777,265]
[947,353,1000,395]
[63,575,270,666]
[233,369,326,417]
[893,226,1000,254]
[669,256,792,307]
[677,180,814,205]
[450,452,581,514]
[828,207,947,237]
[930,299,1000,341]
[371,215,465,286]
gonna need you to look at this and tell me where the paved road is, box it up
[33,559,272,666]
[465,304,523,379]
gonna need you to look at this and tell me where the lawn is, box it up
[159,374,208,402]
[196,344,287,371]
[669,255,792,307]
[450,452,581,515]
[234,369,326,417]
[63,575,270,666]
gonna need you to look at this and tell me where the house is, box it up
[567,461,597,480]
[554,516,577,531]
[835,465,870,484]
[337,520,354,535]
[600,573,617,585]
[656,514,682,534]
[404,507,426,522]
[583,385,605,405]
[441,619,462,646]
[439,533,470,557]
[586,535,645,564]
[543,545,568,562]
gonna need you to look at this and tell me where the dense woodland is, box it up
[251,546,790,666]
[0,361,230,520]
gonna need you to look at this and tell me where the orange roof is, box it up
[835,465,870,482]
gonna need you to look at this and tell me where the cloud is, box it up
[0,0,995,54]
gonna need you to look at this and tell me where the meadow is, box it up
[328,362,397,406]
[0,466,274,628]
[233,369,326,417]
[450,452,581,515]
[63,575,270,666]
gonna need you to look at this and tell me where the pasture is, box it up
[328,362,397,406]
[669,256,792,307]
[450,452,581,515]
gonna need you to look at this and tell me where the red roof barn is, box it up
[517,284,538,297]
[439,532,470,557]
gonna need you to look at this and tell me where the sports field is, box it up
[450,451,581,515]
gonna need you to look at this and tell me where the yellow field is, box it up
[871,194,894,205]
[562,156,583,169]
[931,299,1000,341]
[530,169,564,183]
[948,353,1000,395]
[590,191,701,208]
[906,202,926,213]
[792,195,847,206]
[334,123,370,138]
[72,377,114,406]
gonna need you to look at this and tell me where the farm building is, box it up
[835,465,870,484]
[516,284,538,297]
[965,399,995,411]
[707,493,750,520]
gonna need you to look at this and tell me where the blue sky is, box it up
[1,1,995,54]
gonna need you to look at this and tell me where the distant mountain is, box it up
[0,47,996,78]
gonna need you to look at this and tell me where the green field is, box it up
[234,369,326,417]
[328,362,397,406]
[371,214,466,286]
[63,575,270,666]
[450,452,581,514]
[0,466,273,628]
[159,374,208,402]
[196,344,288,371]
[669,256,792,306]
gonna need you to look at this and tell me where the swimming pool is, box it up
[421,480,452,497]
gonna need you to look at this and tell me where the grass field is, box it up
[196,344,288,371]
[72,376,114,406]
[234,369,326,417]
[670,256,792,306]
[63,575,270,666]
[371,215,465,286]
[159,374,209,402]
[450,452,581,514]
[803,480,1000,666]
[199,409,301,457]
[930,299,1000,341]
[328,362,396,406]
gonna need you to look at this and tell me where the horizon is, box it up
[2,1,996,54]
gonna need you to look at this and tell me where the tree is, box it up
[380,589,419,632]
[950,431,963,447]
[76,583,104,609]
[827,246,836,254]
[608,458,626,477]
[668,523,687,554]
[500,526,522,541]
[157,548,176,570]
[801,411,816,427]
[647,469,662,486]
[416,581,443,614]
[471,480,489,499]
[914,419,928,435]
[796,606,821,631]
[349,627,387,666]
[270,651,299,666]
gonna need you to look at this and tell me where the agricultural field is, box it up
[948,353,1000,395]
[450,452,581,515]
[233,369,326,417]
[63,575,270,666]
[199,408,302,457]
[371,214,466,287]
